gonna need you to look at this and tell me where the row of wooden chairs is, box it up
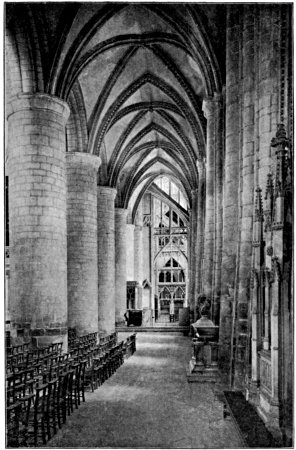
[84,341,125,392]
[7,343,63,377]
[6,356,87,447]
[124,333,137,357]
[6,332,137,447]
[68,331,98,349]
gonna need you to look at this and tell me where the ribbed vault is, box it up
[5,2,224,218]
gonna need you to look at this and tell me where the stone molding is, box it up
[97,185,117,200]
[6,93,70,123]
[66,151,101,171]
[202,93,223,119]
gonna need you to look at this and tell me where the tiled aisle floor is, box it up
[47,333,244,448]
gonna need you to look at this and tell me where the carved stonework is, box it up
[250,268,260,289]
[264,174,274,232]
[266,246,273,257]
[196,294,212,319]
[254,187,263,221]
[271,124,290,199]
[271,256,282,281]
[253,187,264,246]
[143,214,152,227]
[260,353,272,392]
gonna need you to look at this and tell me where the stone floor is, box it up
[47,332,245,448]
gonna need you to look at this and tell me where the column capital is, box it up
[6,93,70,123]
[126,222,135,230]
[202,93,223,119]
[196,159,206,178]
[66,152,101,171]
[115,207,128,221]
[115,207,128,213]
[97,185,117,200]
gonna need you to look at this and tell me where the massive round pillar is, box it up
[115,208,128,325]
[66,152,101,336]
[97,186,117,335]
[6,93,70,348]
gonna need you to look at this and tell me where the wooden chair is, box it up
[84,353,96,392]
[17,393,35,446]
[74,359,87,405]
[6,401,22,447]
[45,378,58,440]
[27,383,49,446]
[55,371,69,428]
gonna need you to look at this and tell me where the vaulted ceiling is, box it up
[6,3,225,216]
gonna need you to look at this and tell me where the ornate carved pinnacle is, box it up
[271,256,282,281]
[265,173,274,200]
[254,187,263,222]
[271,124,290,148]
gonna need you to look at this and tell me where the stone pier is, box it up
[115,208,128,325]
[97,187,117,335]
[7,93,70,348]
[66,152,101,336]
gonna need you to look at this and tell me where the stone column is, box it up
[195,161,205,303]
[221,7,241,298]
[213,98,224,324]
[66,152,101,336]
[97,186,117,335]
[219,6,241,368]
[202,94,222,300]
[134,202,143,309]
[126,224,135,281]
[115,208,128,325]
[188,189,198,317]
[202,99,215,298]
[134,225,143,309]
[234,5,255,385]
[6,93,70,348]
[257,5,281,189]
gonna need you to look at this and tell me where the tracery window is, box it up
[158,258,185,284]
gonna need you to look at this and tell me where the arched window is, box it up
[159,272,165,283]
[174,286,185,300]
[165,271,171,282]
[160,287,170,300]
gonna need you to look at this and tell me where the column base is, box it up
[115,318,126,327]
[187,365,220,383]
[31,327,68,352]
[245,378,260,406]
[257,388,283,443]
[10,322,68,352]
[187,341,220,383]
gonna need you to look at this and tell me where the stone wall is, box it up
[219,3,292,400]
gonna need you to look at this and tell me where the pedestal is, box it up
[187,339,220,383]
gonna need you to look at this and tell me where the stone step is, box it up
[116,325,189,334]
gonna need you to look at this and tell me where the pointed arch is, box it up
[109,121,198,187]
[123,156,191,209]
[88,72,205,157]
